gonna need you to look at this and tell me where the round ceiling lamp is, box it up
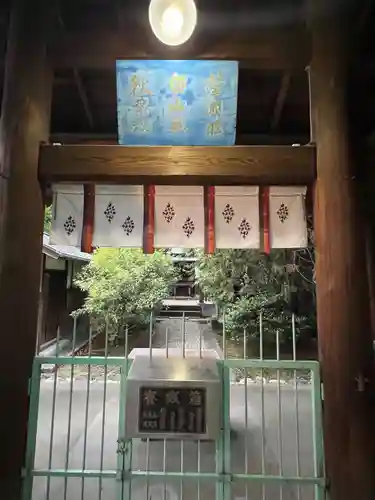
[148,0,197,46]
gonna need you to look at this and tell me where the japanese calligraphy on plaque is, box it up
[116,60,239,146]
[139,387,206,434]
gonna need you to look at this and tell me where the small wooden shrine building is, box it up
[0,0,375,499]
[38,233,91,351]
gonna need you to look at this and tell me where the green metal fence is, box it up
[23,313,326,500]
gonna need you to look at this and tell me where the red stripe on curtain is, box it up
[262,186,271,254]
[81,184,95,253]
[144,185,155,254]
[205,186,215,254]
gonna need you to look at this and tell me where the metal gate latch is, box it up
[116,439,127,454]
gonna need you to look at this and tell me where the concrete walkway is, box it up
[153,317,222,355]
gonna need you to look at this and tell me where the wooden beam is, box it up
[270,73,291,131]
[366,130,375,145]
[39,144,315,185]
[365,223,375,341]
[311,2,375,499]
[348,0,375,64]
[361,150,375,342]
[55,10,94,129]
[56,10,94,129]
[50,132,311,146]
[0,0,54,498]
[356,0,374,35]
[49,27,311,70]
[73,68,94,129]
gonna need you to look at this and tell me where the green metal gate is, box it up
[23,315,325,500]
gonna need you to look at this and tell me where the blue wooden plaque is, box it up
[116,60,239,146]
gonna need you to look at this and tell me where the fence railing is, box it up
[24,312,325,500]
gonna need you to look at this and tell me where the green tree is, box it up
[44,205,52,234]
[74,248,178,341]
[196,249,315,345]
[196,249,286,305]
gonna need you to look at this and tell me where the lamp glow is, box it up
[161,6,184,37]
[149,0,197,46]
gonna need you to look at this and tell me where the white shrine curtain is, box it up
[269,186,308,248]
[215,186,260,249]
[50,184,84,247]
[154,186,204,248]
[93,185,144,248]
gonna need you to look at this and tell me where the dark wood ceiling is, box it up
[0,0,375,144]
[51,66,310,142]
[51,0,310,142]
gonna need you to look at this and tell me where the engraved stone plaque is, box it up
[124,348,221,440]
[138,386,206,434]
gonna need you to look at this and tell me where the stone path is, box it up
[45,318,222,381]
[153,317,222,355]
[42,319,310,385]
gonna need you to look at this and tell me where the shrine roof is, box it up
[42,233,92,262]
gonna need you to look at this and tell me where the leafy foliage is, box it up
[44,205,52,234]
[196,249,315,344]
[74,248,178,339]
[196,249,285,304]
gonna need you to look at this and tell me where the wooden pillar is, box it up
[310,5,375,500]
[0,1,55,498]
[365,223,375,340]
